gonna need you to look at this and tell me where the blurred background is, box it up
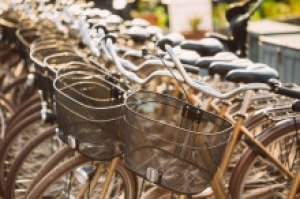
[93,0,300,34]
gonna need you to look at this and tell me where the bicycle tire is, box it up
[0,67,15,82]
[0,92,15,113]
[140,186,210,199]
[0,112,41,195]
[20,85,38,103]
[6,103,41,132]
[140,187,171,199]
[26,155,137,199]
[5,126,56,199]
[229,117,300,199]
[13,94,40,113]
[2,74,28,94]
[25,146,73,198]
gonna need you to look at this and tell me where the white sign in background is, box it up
[168,0,213,33]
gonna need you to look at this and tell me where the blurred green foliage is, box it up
[154,6,168,28]
[132,0,168,28]
[213,0,300,29]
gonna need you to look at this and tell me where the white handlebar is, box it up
[165,44,271,99]
[106,39,184,84]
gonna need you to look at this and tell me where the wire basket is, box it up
[30,45,75,101]
[44,52,85,100]
[56,61,109,77]
[16,27,42,55]
[124,90,233,195]
[45,53,86,80]
[31,36,74,50]
[54,71,130,160]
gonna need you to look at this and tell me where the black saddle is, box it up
[165,33,185,46]
[292,100,300,112]
[180,38,223,56]
[226,63,279,84]
[209,59,251,76]
[124,18,150,28]
[146,26,163,37]
[123,26,150,43]
[105,15,123,26]
[195,52,238,69]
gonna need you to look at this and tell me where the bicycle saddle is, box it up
[123,26,150,43]
[209,58,252,76]
[226,63,279,83]
[105,15,123,26]
[124,18,150,28]
[292,100,300,112]
[165,33,185,46]
[146,26,163,37]
[195,52,238,69]
[163,47,200,65]
[180,38,223,56]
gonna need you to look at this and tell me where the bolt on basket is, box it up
[54,71,130,160]
[124,90,233,195]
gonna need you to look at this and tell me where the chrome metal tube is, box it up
[165,45,271,99]
[106,39,184,85]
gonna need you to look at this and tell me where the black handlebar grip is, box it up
[276,87,300,99]
[155,38,174,52]
[292,100,300,112]
[101,34,117,44]
[183,64,200,74]
[95,24,108,35]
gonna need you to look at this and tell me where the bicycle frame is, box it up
[288,164,300,198]
[106,38,297,198]
[201,90,294,198]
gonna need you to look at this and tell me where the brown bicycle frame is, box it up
[287,164,300,199]
[177,90,296,198]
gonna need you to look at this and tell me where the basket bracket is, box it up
[146,167,161,183]
[181,104,203,123]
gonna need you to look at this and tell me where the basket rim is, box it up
[30,45,75,67]
[125,90,233,136]
[124,118,229,149]
[0,17,18,28]
[53,71,129,110]
[55,61,128,90]
[44,52,84,72]
[30,38,74,51]
[55,61,99,76]
[16,28,42,48]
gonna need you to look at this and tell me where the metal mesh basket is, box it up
[56,61,108,77]
[31,36,74,50]
[30,45,75,101]
[44,52,85,100]
[45,53,86,80]
[16,27,42,54]
[54,71,130,160]
[124,90,233,195]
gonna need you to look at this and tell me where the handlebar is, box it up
[164,44,271,99]
[106,38,184,85]
[120,58,199,75]
[275,87,300,99]
[163,43,300,100]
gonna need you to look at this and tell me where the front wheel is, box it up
[26,155,137,199]
[229,118,300,198]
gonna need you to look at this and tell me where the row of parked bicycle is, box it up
[0,0,300,198]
